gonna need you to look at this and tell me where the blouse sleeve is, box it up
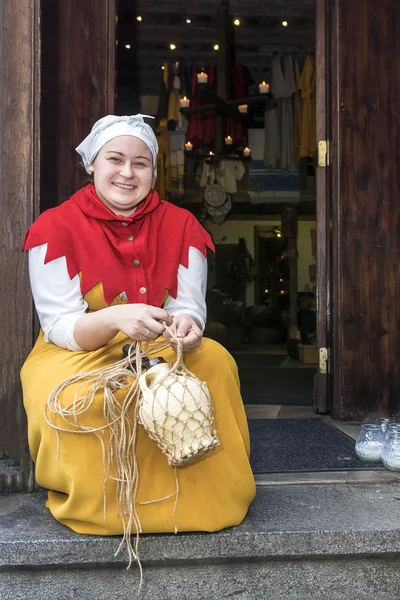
[28,244,87,351]
[163,246,207,330]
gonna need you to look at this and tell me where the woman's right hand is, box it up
[109,303,173,341]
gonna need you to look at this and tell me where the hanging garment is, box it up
[225,64,254,144]
[167,63,181,130]
[179,61,192,98]
[200,159,245,194]
[263,55,286,168]
[169,130,185,198]
[296,55,316,158]
[294,59,302,157]
[186,65,217,146]
[155,63,170,125]
[279,56,297,172]
[154,120,171,200]
[264,55,297,171]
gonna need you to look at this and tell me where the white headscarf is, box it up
[75,114,158,183]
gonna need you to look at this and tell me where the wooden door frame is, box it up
[314,0,332,413]
[330,0,341,419]
[0,0,41,491]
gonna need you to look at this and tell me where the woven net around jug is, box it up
[43,331,219,593]
[137,338,219,467]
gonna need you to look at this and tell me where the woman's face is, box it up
[91,135,153,216]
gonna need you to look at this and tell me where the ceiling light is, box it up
[234,19,240,26]
[125,44,131,49]
[170,43,176,50]
[282,21,288,27]
[136,16,142,22]
[214,44,219,50]
[186,18,192,24]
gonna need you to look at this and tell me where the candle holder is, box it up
[184,142,193,152]
[224,136,233,146]
[238,104,248,114]
[197,72,208,84]
[259,81,270,95]
[180,96,190,108]
[243,147,251,157]
[355,424,384,463]
[376,418,396,433]
[382,431,400,471]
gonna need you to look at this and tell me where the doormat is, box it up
[248,418,384,472]
[238,366,315,406]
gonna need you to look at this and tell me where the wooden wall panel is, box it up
[331,0,400,419]
[41,0,115,210]
[0,0,40,480]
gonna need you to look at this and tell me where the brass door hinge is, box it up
[318,140,330,167]
[319,347,330,374]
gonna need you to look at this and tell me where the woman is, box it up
[21,114,255,537]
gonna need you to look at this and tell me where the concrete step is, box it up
[2,480,400,599]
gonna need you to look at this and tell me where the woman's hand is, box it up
[109,303,173,341]
[164,314,203,350]
[74,303,173,351]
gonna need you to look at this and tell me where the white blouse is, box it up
[28,244,208,351]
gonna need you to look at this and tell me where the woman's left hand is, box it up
[164,314,203,350]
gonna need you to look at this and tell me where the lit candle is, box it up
[243,147,251,156]
[224,135,233,146]
[209,151,214,156]
[197,72,208,84]
[238,104,248,114]
[259,81,270,94]
[185,141,193,152]
[179,96,190,108]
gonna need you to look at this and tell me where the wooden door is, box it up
[314,0,332,413]
[329,0,400,419]
[41,0,116,210]
[0,0,116,492]
[0,0,41,491]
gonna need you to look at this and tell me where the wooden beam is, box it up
[127,0,315,18]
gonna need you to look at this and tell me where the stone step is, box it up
[1,481,400,599]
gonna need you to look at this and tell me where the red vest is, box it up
[23,184,214,307]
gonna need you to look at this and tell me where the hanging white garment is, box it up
[200,159,245,194]
[280,56,298,172]
[263,55,286,168]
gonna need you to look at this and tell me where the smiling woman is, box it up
[20,114,255,548]
[92,137,154,216]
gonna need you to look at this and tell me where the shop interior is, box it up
[116,0,317,410]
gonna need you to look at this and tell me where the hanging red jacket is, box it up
[186,65,217,147]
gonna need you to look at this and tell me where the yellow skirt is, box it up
[21,332,255,535]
